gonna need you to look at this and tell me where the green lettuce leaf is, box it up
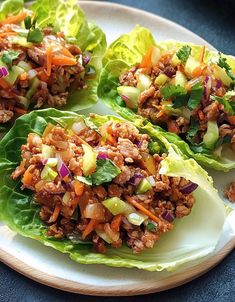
[91,159,121,186]
[98,26,235,171]
[0,0,24,21]
[0,109,226,271]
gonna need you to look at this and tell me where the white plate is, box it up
[0,1,234,296]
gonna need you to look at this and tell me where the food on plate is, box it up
[0,0,106,126]
[224,182,235,203]
[0,108,225,270]
[98,26,235,171]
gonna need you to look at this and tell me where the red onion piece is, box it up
[129,173,144,186]
[97,152,109,160]
[121,94,129,102]
[0,66,9,78]
[83,52,91,65]
[162,211,175,222]
[216,79,222,89]
[180,182,198,194]
[57,156,72,179]
[203,76,212,100]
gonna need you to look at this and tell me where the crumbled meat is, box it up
[224,182,235,203]
[138,86,155,105]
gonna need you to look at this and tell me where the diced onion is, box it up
[104,223,119,242]
[28,69,37,80]
[162,211,175,222]
[180,182,198,194]
[57,156,71,179]
[147,176,156,187]
[72,121,87,134]
[84,203,106,220]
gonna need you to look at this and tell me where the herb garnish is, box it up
[24,16,43,43]
[176,45,192,64]
[217,53,235,82]
[2,50,20,69]
[187,82,204,110]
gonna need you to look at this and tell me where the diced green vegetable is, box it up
[176,45,192,64]
[171,53,181,66]
[184,57,200,78]
[154,73,169,86]
[4,65,24,86]
[103,197,135,215]
[203,120,219,149]
[25,77,40,100]
[42,144,53,159]
[1,50,19,68]
[45,158,58,167]
[82,144,97,176]
[146,221,157,231]
[174,71,188,87]
[117,86,140,109]
[137,74,152,92]
[135,178,152,194]
[74,175,92,185]
[127,212,147,226]
[41,166,58,181]
[10,36,33,48]
[17,61,32,71]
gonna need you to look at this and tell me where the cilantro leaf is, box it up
[160,84,186,100]
[217,53,235,82]
[176,45,191,64]
[24,16,31,29]
[27,28,43,43]
[172,94,189,108]
[146,222,157,231]
[74,175,92,186]
[214,135,231,150]
[187,116,200,138]
[211,95,234,115]
[2,50,20,69]
[91,159,121,186]
[187,82,203,110]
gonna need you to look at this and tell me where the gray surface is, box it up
[0,0,234,301]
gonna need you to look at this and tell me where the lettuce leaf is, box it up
[0,108,226,271]
[0,0,24,21]
[98,26,235,171]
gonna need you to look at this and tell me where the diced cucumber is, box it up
[82,144,97,176]
[46,158,58,167]
[10,36,32,48]
[41,166,58,181]
[203,120,219,149]
[171,53,181,66]
[25,77,40,100]
[117,86,140,109]
[103,197,135,215]
[213,65,232,87]
[184,57,201,78]
[17,61,32,71]
[137,73,152,92]
[154,73,169,86]
[135,178,152,194]
[127,212,147,226]
[3,65,24,86]
[42,144,53,159]
[174,71,188,87]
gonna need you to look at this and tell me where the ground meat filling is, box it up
[12,119,196,254]
[0,20,90,123]
[224,182,235,203]
[118,46,235,153]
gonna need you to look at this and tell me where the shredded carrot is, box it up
[52,55,77,66]
[0,78,10,89]
[0,32,17,38]
[0,11,27,26]
[228,116,235,125]
[82,219,99,239]
[139,46,153,68]
[111,214,122,232]
[48,204,61,223]
[199,46,206,63]
[61,47,74,58]
[74,180,84,196]
[46,47,52,77]
[22,169,33,186]
[14,107,27,116]
[37,70,49,82]
[126,196,173,230]
[177,65,185,73]
[192,65,204,77]
[20,72,28,81]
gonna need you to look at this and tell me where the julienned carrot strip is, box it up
[111,214,122,232]
[192,65,204,77]
[52,55,77,66]
[125,196,173,230]
[82,219,99,239]
[61,47,74,58]
[48,204,61,223]
[46,47,52,77]
[22,170,33,186]
[0,78,10,89]
[20,72,28,81]
[74,180,84,196]
[14,107,27,115]
[0,32,17,38]
[199,46,206,63]
[0,11,27,26]
[139,46,153,68]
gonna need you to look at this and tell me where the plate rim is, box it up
[1,0,233,296]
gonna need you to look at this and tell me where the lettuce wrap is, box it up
[0,0,106,131]
[98,26,235,171]
[0,108,226,271]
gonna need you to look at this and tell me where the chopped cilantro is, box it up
[187,82,203,110]
[91,159,121,186]
[2,50,20,69]
[211,95,234,115]
[176,45,191,64]
[74,175,92,186]
[27,28,43,43]
[187,116,200,138]
[172,94,189,108]
[146,222,157,231]
[160,84,186,100]
[217,53,235,82]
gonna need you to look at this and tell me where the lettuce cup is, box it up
[98,26,235,171]
[0,108,225,271]
[0,0,106,129]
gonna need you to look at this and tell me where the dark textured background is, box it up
[0,0,234,301]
